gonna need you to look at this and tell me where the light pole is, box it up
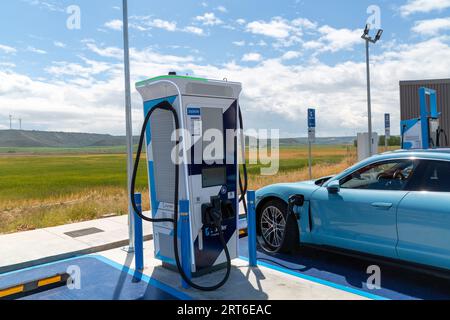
[361,24,383,156]
[122,0,135,251]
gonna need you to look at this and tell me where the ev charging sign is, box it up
[308,108,316,143]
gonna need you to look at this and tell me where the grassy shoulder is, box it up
[0,145,359,234]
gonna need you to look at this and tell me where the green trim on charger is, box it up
[136,75,208,87]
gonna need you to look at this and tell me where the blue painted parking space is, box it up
[239,237,450,300]
[0,255,191,300]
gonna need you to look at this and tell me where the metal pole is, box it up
[365,39,373,156]
[123,0,135,251]
[9,115,12,130]
[385,133,388,152]
[308,141,312,180]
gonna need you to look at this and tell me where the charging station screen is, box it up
[202,167,226,188]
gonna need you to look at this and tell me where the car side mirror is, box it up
[327,180,340,194]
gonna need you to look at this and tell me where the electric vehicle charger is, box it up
[130,100,232,291]
[401,87,448,149]
[131,75,299,288]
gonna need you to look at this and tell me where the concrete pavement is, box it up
[0,215,152,273]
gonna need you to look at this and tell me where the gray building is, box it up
[400,78,450,147]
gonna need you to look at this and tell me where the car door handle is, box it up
[371,202,393,209]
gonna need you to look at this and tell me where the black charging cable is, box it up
[238,106,248,216]
[130,100,231,291]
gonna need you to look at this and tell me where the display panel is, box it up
[202,167,226,188]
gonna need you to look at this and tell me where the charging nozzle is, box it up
[288,195,305,217]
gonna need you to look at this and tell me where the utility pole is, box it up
[122,0,135,252]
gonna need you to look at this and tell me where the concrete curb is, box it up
[0,234,153,274]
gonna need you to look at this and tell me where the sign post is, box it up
[308,109,316,180]
[384,113,390,152]
[122,0,135,252]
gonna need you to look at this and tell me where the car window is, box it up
[406,160,450,192]
[340,160,416,191]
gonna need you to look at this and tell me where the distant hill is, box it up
[0,130,356,148]
[0,130,139,148]
[276,136,355,146]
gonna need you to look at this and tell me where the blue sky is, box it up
[1,0,450,136]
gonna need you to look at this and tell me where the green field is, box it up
[0,146,129,155]
[0,145,355,234]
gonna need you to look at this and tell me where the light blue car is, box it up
[255,149,450,272]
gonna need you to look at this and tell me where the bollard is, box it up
[247,191,257,267]
[133,193,144,271]
[179,200,192,289]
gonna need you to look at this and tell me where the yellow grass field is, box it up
[0,145,395,234]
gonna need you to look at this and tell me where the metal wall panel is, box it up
[400,79,450,147]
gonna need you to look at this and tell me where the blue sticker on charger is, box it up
[187,108,201,116]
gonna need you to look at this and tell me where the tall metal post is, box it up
[384,133,388,152]
[9,115,12,130]
[122,0,135,251]
[365,39,373,156]
[308,141,312,180]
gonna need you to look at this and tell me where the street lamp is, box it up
[361,24,383,156]
[122,0,135,251]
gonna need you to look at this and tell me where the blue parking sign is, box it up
[308,109,316,128]
[384,113,390,129]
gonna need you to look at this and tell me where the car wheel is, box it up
[257,199,299,254]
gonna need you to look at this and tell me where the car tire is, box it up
[257,199,299,254]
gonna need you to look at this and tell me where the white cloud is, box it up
[281,51,301,60]
[45,58,112,79]
[122,16,204,36]
[242,53,262,62]
[27,46,47,54]
[23,0,64,12]
[104,19,123,31]
[292,18,318,29]
[0,44,17,54]
[183,26,205,35]
[236,19,246,25]
[106,17,177,32]
[195,12,223,26]
[412,17,450,35]
[53,41,66,48]
[246,17,293,39]
[216,6,228,13]
[400,0,450,17]
[149,19,177,31]
[233,40,246,46]
[304,25,362,53]
[0,62,16,69]
[246,17,316,40]
[3,36,450,137]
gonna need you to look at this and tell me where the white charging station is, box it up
[135,74,242,276]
